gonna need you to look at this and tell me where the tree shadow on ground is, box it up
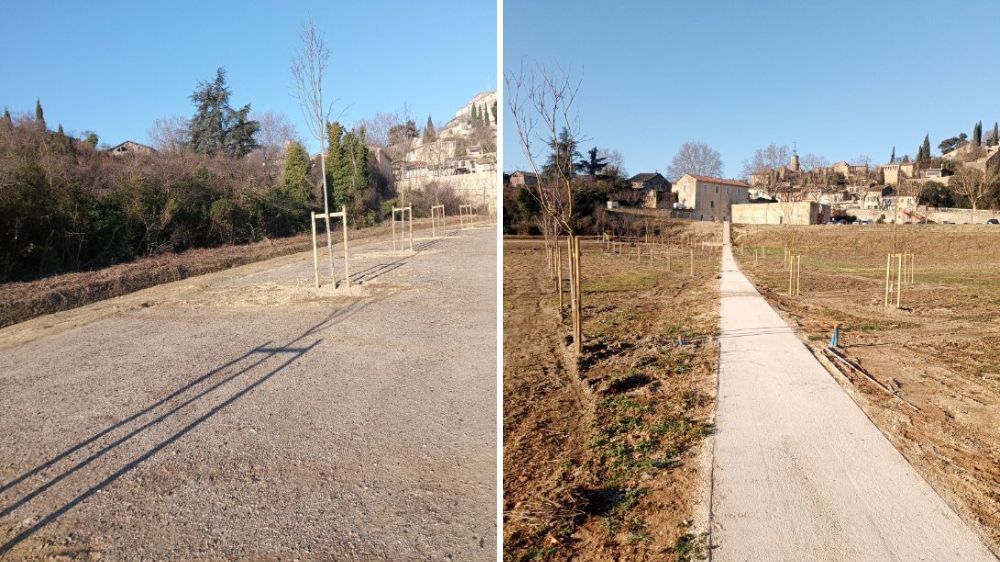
[0,299,371,556]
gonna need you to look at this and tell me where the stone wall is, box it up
[401,170,497,215]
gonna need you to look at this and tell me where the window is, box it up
[711,201,714,208]
[716,185,719,193]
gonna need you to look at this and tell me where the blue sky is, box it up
[503,0,1000,177]
[0,1,496,152]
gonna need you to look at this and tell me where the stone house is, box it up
[672,174,750,221]
[509,171,538,187]
[106,140,155,157]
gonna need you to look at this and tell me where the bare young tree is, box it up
[291,19,337,280]
[147,115,189,152]
[506,62,585,354]
[252,111,300,183]
[666,140,723,181]
[356,111,401,150]
[598,148,626,178]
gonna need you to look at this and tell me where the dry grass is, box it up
[504,221,719,561]
[734,223,1000,554]
[0,217,459,329]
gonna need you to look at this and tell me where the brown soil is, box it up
[0,217,461,330]
[503,221,720,561]
[734,224,1000,555]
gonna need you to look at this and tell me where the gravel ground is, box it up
[0,224,497,560]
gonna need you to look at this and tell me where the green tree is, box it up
[282,141,312,204]
[575,146,608,177]
[543,127,582,178]
[188,67,260,158]
[889,146,896,164]
[920,134,931,162]
[423,115,436,143]
[973,121,982,146]
[989,122,1000,147]
[326,121,348,208]
[84,132,99,147]
[34,99,45,129]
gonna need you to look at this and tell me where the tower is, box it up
[790,150,800,172]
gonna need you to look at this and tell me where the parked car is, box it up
[987,218,999,224]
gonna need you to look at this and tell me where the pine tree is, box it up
[188,67,259,157]
[423,115,436,143]
[282,141,312,205]
[35,99,45,129]
[84,133,99,147]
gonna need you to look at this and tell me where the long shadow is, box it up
[412,238,442,252]
[0,299,371,556]
[349,262,404,285]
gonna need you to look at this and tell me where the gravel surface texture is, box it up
[0,224,497,560]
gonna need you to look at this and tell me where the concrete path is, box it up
[711,244,995,561]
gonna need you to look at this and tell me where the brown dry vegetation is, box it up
[0,217,454,329]
[503,221,720,561]
[734,224,1000,554]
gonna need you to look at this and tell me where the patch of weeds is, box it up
[607,369,652,393]
[673,532,709,561]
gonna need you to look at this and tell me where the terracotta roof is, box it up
[683,174,749,188]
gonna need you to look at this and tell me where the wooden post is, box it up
[788,256,794,295]
[667,246,671,271]
[567,236,575,325]
[885,253,892,308]
[391,210,397,251]
[341,206,351,289]
[556,238,563,311]
[311,212,320,288]
[574,235,582,354]
[896,254,903,308]
[408,207,413,250]
[796,255,801,296]
[690,247,694,276]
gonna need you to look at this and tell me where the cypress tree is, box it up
[921,134,930,161]
[423,115,436,143]
[890,146,896,164]
[991,122,999,146]
[471,104,479,123]
[973,121,982,146]
[326,121,347,208]
[1,109,12,131]
[35,99,45,129]
[282,141,312,205]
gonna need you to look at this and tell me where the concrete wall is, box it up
[849,207,1000,224]
[732,201,830,225]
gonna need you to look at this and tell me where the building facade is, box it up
[731,201,831,225]
[672,174,750,221]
